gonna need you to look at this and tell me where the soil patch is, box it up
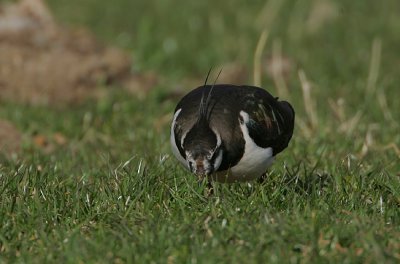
[0,0,156,106]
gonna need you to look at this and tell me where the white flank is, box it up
[229,111,274,181]
[170,109,188,168]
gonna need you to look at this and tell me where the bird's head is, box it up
[181,80,225,178]
[182,123,223,178]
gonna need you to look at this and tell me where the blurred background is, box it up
[0,0,399,169]
[0,1,399,262]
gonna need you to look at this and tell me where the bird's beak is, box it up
[194,160,206,178]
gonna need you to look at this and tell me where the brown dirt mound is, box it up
[0,0,156,105]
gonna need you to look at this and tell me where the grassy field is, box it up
[1,0,400,263]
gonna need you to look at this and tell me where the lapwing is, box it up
[170,84,294,183]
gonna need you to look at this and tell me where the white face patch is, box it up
[185,151,194,170]
[213,149,223,171]
[180,130,188,149]
[185,152,209,175]
[170,109,187,168]
[185,148,221,176]
[213,129,222,148]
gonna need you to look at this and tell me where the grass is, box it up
[1,0,400,263]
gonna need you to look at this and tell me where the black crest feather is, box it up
[197,68,222,123]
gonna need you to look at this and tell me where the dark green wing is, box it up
[242,91,295,155]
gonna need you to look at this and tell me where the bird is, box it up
[170,83,295,183]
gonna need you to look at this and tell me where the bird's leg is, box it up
[258,172,268,184]
[198,178,214,196]
[206,181,214,196]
